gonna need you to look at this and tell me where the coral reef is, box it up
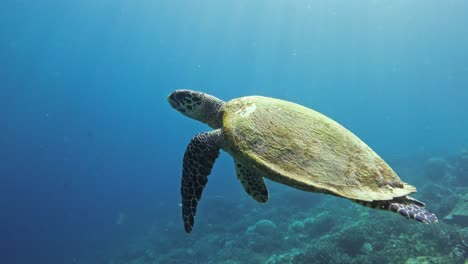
[107,151,468,264]
[245,219,282,253]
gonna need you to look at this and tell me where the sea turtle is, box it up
[167,90,438,233]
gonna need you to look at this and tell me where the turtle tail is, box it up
[355,196,438,224]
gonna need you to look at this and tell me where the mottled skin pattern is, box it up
[168,89,223,129]
[168,90,438,233]
[354,197,437,223]
[181,130,222,232]
[235,161,268,203]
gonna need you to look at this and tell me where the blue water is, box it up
[1,1,468,263]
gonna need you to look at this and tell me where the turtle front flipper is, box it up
[181,129,222,233]
[234,160,268,203]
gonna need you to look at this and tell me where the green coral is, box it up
[265,248,303,264]
[245,219,283,254]
[404,256,452,264]
[246,219,278,235]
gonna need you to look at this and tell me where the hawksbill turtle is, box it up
[167,90,438,233]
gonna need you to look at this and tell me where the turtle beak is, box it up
[167,91,179,109]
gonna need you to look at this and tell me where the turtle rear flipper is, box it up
[388,202,438,223]
[234,160,268,203]
[387,196,437,223]
[181,129,222,233]
[355,197,438,224]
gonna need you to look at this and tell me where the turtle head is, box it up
[168,90,225,129]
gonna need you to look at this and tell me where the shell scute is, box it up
[221,96,416,201]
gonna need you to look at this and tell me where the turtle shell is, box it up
[221,96,416,201]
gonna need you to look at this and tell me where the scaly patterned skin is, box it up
[235,161,269,203]
[168,90,224,129]
[181,129,222,232]
[354,196,438,223]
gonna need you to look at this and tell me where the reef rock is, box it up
[454,152,468,186]
[246,219,277,235]
[245,219,282,253]
[265,248,303,264]
[361,242,373,254]
[286,212,335,238]
[444,192,468,226]
[404,256,449,264]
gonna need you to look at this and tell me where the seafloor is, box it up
[108,151,468,264]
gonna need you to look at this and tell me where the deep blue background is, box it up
[1,1,467,263]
